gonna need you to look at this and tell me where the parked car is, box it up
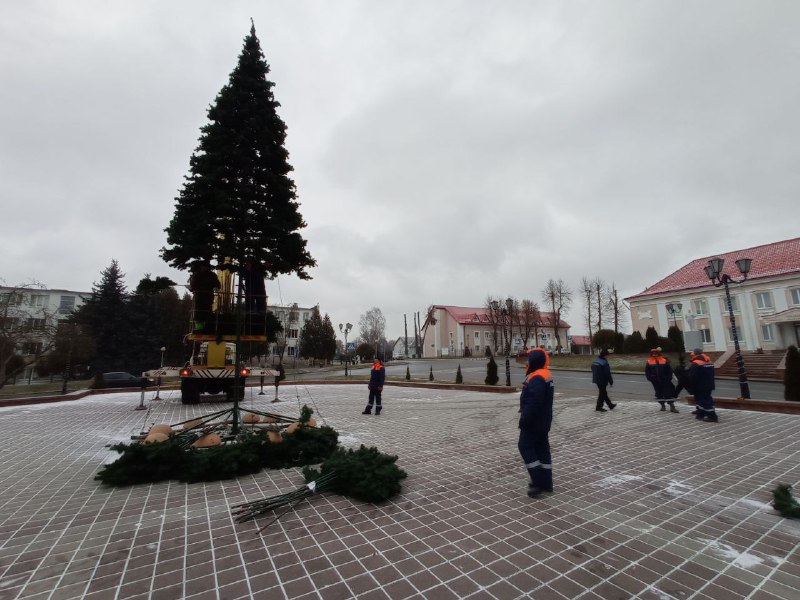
[97,372,150,388]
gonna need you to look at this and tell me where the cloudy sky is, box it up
[2,1,799,340]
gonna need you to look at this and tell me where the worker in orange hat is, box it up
[362,357,386,415]
[688,349,717,422]
[518,347,554,498]
[645,347,679,413]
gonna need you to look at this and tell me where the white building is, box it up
[265,302,314,364]
[626,237,800,352]
[0,286,90,379]
[421,305,571,358]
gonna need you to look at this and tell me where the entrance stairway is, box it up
[716,350,785,380]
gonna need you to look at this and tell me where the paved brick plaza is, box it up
[0,384,799,600]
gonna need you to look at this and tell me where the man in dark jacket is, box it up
[591,349,616,412]
[519,348,554,498]
[188,262,221,330]
[242,259,267,314]
[688,349,717,422]
[645,348,679,413]
[362,358,386,415]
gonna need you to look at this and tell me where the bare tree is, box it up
[358,307,386,350]
[605,282,628,335]
[484,296,503,353]
[594,277,607,332]
[517,298,540,350]
[0,281,60,388]
[541,279,573,351]
[580,277,596,343]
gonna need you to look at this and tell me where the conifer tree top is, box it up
[161,23,316,280]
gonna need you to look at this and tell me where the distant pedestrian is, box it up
[272,362,285,403]
[645,348,679,413]
[518,348,554,498]
[673,355,690,399]
[591,349,616,412]
[362,358,385,415]
[688,349,718,422]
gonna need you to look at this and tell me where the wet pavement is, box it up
[0,383,798,599]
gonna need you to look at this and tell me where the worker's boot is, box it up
[362,405,372,415]
[375,406,382,415]
[660,403,666,411]
[669,403,679,413]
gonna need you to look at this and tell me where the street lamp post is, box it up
[504,298,513,387]
[665,302,682,329]
[492,299,513,387]
[154,346,166,400]
[339,322,352,377]
[703,256,753,400]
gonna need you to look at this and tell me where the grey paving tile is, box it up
[0,387,799,600]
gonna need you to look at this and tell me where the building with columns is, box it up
[625,237,800,352]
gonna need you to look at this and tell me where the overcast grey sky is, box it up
[2,1,799,340]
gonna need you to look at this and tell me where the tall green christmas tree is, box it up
[161,22,316,279]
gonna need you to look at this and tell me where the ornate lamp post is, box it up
[703,256,753,399]
[339,322,352,377]
[492,299,513,386]
[665,302,682,329]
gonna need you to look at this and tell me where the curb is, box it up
[686,395,800,415]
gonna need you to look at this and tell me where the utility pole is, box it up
[404,314,408,358]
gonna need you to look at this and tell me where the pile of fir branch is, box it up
[95,424,338,486]
[772,484,800,519]
[233,445,407,526]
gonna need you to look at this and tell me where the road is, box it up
[293,357,785,401]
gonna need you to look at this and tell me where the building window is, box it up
[485,331,491,341]
[288,329,298,339]
[288,346,296,357]
[30,294,48,308]
[289,311,298,322]
[22,342,43,355]
[693,299,708,316]
[700,329,712,343]
[27,318,46,331]
[1,292,23,306]
[761,324,774,342]
[723,295,739,313]
[59,296,76,314]
[303,312,310,322]
[791,288,800,306]
[474,332,480,341]
[755,292,773,309]
[728,326,745,343]
[1,317,19,330]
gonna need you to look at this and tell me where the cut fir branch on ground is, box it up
[233,445,407,528]
[772,484,800,519]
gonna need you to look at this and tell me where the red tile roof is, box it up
[433,305,571,329]
[626,237,800,300]
[570,335,592,346]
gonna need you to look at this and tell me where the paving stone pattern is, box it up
[0,385,799,599]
